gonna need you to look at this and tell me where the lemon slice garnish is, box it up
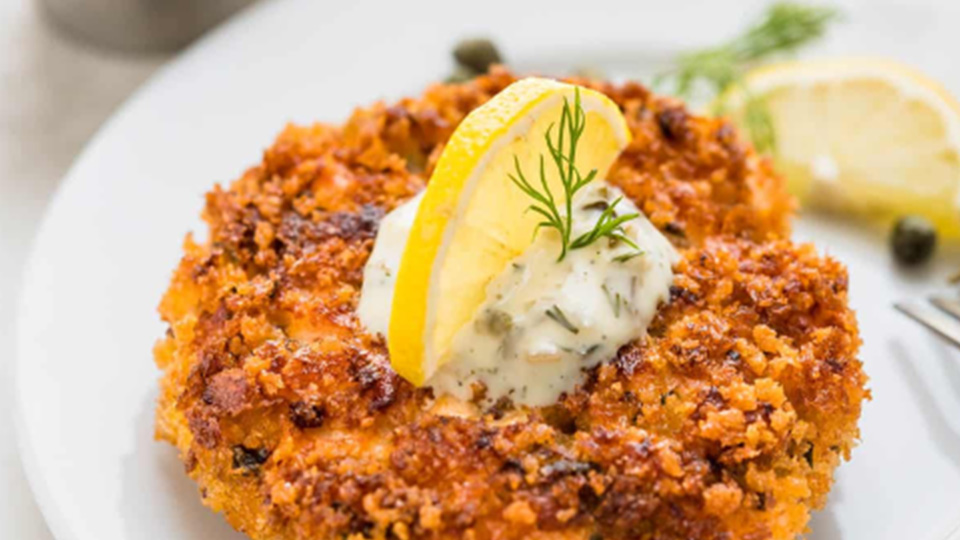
[725,58,960,236]
[388,77,631,385]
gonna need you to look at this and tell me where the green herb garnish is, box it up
[545,304,579,334]
[656,2,839,153]
[570,195,641,252]
[509,89,643,261]
[612,251,644,264]
[601,283,623,318]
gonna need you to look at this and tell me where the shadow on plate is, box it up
[808,488,843,540]
[122,390,245,539]
[891,340,960,472]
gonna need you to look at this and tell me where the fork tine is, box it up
[894,302,960,348]
[930,295,960,321]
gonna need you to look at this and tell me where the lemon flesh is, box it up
[388,78,630,385]
[726,59,960,236]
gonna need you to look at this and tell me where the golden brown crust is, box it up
[154,68,868,540]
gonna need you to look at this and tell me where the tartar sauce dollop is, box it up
[359,182,677,406]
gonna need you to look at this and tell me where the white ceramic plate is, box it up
[14,0,960,539]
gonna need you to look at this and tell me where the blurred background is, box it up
[3,0,960,538]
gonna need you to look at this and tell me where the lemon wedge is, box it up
[725,58,960,235]
[388,78,631,385]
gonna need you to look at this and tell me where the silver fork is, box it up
[895,296,960,347]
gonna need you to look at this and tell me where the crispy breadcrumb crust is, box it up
[154,68,868,540]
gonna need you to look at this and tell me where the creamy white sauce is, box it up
[357,192,423,336]
[358,182,677,406]
[430,182,677,405]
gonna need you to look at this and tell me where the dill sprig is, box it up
[545,304,579,334]
[509,89,641,261]
[601,283,623,318]
[657,2,839,153]
[569,196,641,251]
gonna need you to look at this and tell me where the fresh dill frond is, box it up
[656,2,840,153]
[509,89,642,261]
[545,304,579,334]
[569,196,640,250]
[612,251,644,264]
[601,283,622,318]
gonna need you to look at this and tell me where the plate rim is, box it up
[9,0,280,537]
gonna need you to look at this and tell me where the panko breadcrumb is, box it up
[154,68,868,540]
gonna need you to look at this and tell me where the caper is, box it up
[480,309,513,335]
[890,215,937,265]
[453,38,503,74]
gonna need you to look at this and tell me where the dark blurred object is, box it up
[891,215,937,266]
[40,0,257,53]
[453,38,502,74]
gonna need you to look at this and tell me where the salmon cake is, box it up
[153,67,868,540]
